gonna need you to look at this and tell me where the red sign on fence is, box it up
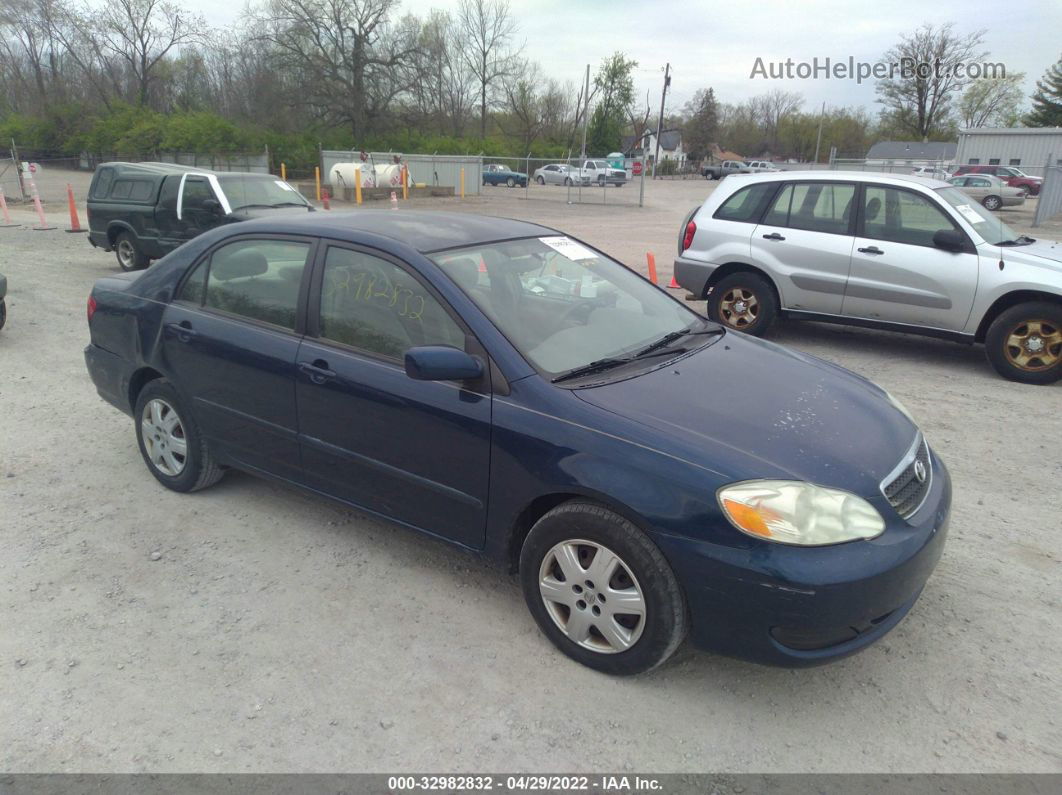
[632,161,643,176]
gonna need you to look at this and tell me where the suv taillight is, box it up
[87,295,97,323]
[682,220,696,252]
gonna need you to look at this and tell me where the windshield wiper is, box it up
[998,235,1035,246]
[632,324,724,358]
[228,203,276,211]
[551,357,632,383]
[271,201,312,208]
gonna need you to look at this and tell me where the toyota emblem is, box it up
[913,459,927,483]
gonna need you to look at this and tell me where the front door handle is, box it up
[164,322,198,343]
[298,360,336,385]
[858,246,884,255]
[762,232,786,241]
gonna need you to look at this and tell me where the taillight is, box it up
[87,295,97,323]
[682,220,696,252]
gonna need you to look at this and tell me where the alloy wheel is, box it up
[117,239,135,269]
[538,539,646,654]
[1004,319,1062,372]
[140,398,188,476]
[719,287,760,329]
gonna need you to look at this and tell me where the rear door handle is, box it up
[298,360,336,385]
[164,322,198,343]
[762,232,786,241]
[858,246,884,255]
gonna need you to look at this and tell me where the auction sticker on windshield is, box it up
[541,236,597,260]
[956,204,986,224]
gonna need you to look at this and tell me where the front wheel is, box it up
[536,175,545,185]
[520,502,688,675]
[114,231,149,271]
[506,177,515,187]
[134,379,225,491]
[564,177,573,186]
[707,272,778,336]
[982,195,1002,210]
[984,302,1062,384]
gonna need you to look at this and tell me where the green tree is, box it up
[586,52,636,155]
[682,88,719,160]
[960,73,1025,127]
[1026,54,1062,127]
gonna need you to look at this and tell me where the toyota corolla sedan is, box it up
[84,211,950,675]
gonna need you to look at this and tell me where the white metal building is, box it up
[954,127,1062,177]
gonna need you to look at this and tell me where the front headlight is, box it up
[884,390,917,426]
[718,481,886,546]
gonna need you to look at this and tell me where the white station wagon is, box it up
[674,171,1062,384]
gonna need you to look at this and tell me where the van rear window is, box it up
[109,179,154,202]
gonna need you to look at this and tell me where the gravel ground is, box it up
[0,173,1060,774]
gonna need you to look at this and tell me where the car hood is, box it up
[996,238,1062,267]
[573,332,916,497]
[228,205,314,220]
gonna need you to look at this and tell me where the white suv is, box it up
[674,171,1062,384]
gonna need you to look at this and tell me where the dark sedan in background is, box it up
[84,211,950,675]
[482,163,528,187]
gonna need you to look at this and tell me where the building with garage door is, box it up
[954,127,1062,177]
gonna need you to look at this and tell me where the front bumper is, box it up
[653,452,952,667]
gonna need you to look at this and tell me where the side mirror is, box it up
[933,229,965,252]
[404,346,484,382]
[202,198,222,214]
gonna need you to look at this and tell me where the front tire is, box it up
[520,502,688,676]
[536,175,545,185]
[114,231,149,271]
[984,302,1062,384]
[506,177,515,187]
[134,379,225,491]
[707,272,778,336]
[982,195,1002,210]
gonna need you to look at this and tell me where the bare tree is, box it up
[876,23,986,141]
[959,73,1025,127]
[498,60,543,152]
[94,0,205,107]
[457,0,518,138]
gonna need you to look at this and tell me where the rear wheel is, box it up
[984,302,1062,384]
[114,231,149,271]
[564,177,573,186]
[707,272,778,336]
[520,502,687,675]
[982,195,1002,210]
[536,175,545,185]
[134,379,225,491]
[506,177,515,187]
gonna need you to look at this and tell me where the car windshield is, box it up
[935,186,1020,245]
[216,175,310,210]
[431,237,706,378]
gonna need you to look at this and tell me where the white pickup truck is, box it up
[576,159,627,186]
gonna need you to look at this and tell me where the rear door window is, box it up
[712,182,777,223]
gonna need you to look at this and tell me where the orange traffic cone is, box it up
[65,183,86,233]
[478,258,487,273]
[668,274,680,288]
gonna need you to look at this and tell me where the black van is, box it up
[87,162,314,270]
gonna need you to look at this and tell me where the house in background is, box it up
[865,141,957,168]
[622,131,686,164]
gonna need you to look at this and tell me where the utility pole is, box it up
[651,63,671,178]
[813,101,825,165]
[579,64,590,161]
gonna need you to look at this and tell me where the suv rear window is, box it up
[712,183,776,223]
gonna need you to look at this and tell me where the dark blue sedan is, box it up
[84,211,950,675]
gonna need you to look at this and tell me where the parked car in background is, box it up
[702,160,749,180]
[87,162,313,271]
[84,210,950,674]
[674,171,1062,383]
[952,165,1043,196]
[911,165,950,180]
[482,163,528,187]
[576,159,627,186]
[533,164,588,186]
[947,174,1025,210]
[745,160,780,173]
[0,272,7,330]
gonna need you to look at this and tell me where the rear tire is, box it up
[984,302,1062,384]
[134,379,225,492]
[564,177,573,186]
[520,502,687,676]
[707,272,778,336]
[114,231,149,271]
[506,177,515,187]
[536,175,545,185]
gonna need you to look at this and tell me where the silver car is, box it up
[674,171,1062,383]
[947,174,1025,211]
[533,164,588,186]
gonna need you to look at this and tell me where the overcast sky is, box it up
[183,0,1061,119]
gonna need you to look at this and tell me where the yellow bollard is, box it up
[402,166,408,200]
[315,166,321,201]
[460,168,465,199]
[354,167,362,205]
[280,162,286,181]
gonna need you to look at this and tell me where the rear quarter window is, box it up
[92,168,115,199]
[712,182,777,223]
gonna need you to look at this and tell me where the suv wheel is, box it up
[982,195,1002,211]
[985,302,1062,384]
[707,272,778,336]
[115,231,149,271]
[520,502,688,675]
[134,379,225,491]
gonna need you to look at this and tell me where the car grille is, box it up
[881,435,932,520]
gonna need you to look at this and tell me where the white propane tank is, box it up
[330,162,376,190]
[374,164,408,188]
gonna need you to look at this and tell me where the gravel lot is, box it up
[1,173,1060,774]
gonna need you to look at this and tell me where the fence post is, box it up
[525,152,530,200]
[460,168,465,199]
[402,165,408,200]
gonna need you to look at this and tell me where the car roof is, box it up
[725,169,952,188]
[235,210,560,254]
